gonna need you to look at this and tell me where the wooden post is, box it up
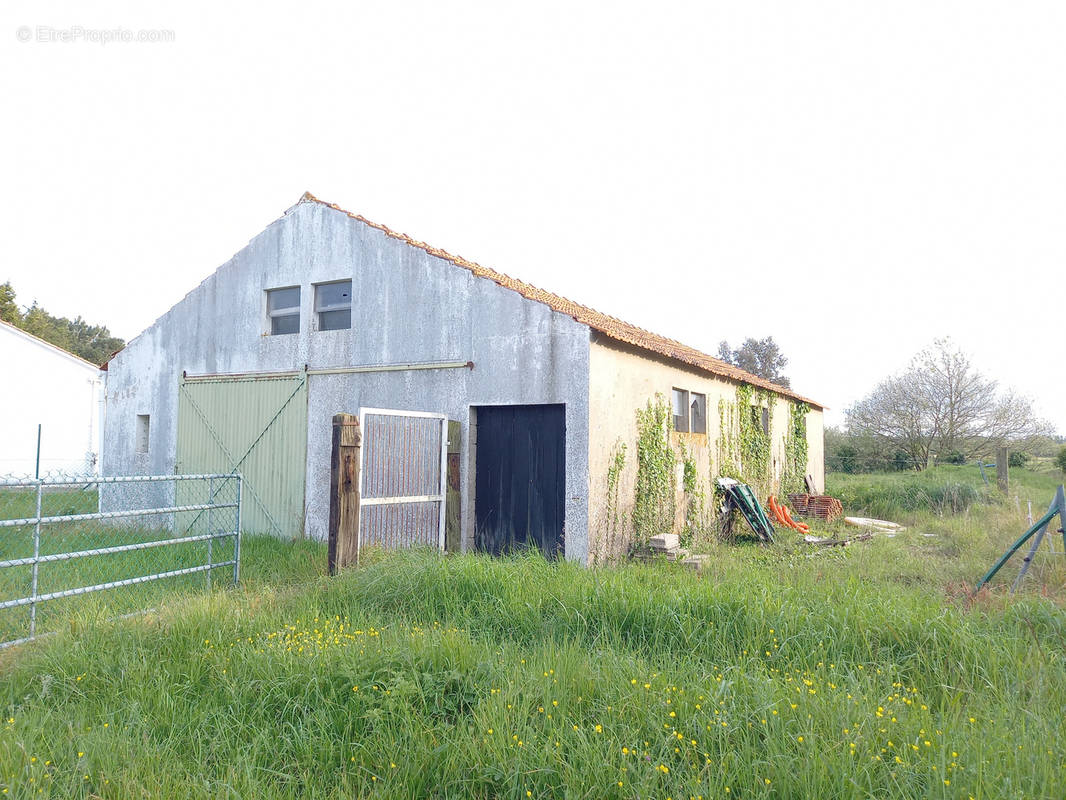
[328,413,362,575]
[444,420,461,553]
[997,446,1009,495]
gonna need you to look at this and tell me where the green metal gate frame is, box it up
[176,373,308,538]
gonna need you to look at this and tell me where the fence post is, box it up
[233,475,242,586]
[997,447,1009,495]
[30,480,42,638]
[328,413,362,574]
[445,420,462,553]
[206,475,214,591]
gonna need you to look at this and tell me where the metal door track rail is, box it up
[183,360,474,381]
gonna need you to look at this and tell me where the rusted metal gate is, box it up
[358,407,447,551]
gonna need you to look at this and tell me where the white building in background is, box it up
[0,319,105,478]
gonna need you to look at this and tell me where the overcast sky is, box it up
[3,1,1063,433]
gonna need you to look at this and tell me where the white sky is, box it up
[2,1,1064,433]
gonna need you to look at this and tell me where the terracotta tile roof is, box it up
[300,192,823,408]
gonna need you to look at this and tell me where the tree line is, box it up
[1,281,124,366]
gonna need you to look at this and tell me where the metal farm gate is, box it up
[358,408,447,551]
[177,373,308,538]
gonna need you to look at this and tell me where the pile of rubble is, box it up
[635,534,711,571]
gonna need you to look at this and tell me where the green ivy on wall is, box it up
[626,388,811,549]
[780,401,810,496]
[737,384,772,494]
[633,395,676,546]
[603,440,627,560]
[716,384,812,501]
[715,385,775,499]
[716,398,738,478]
[679,440,705,545]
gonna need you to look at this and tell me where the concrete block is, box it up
[650,533,680,550]
[681,554,711,571]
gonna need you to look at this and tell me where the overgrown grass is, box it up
[1,483,320,645]
[1,470,1065,798]
[828,463,1063,519]
[0,487,99,520]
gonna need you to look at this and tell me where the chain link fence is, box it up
[0,473,241,648]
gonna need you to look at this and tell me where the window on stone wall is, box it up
[690,393,707,434]
[314,280,352,331]
[136,414,150,454]
[266,286,300,335]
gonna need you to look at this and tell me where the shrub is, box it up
[1056,446,1066,474]
[831,442,859,474]
[891,450,913,471]
[1007,451,1029,468]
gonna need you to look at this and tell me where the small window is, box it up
[690,393,707,434]
[136,414,150,454]
[315,280,352,331]
[267,287,300,335]
[761,406,770,435]
[672,388,689,432]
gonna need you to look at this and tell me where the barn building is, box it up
[0,319,105,478]
[102,194,824,564]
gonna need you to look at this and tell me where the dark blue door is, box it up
[474,404,565,559]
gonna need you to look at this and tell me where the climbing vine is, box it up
[716,398,739,477]
[738,385,772,492]
[626,388,809,550]
[603,440,627,559]
[716,385,774,499]
[780,401,810,496]
[633,395,676,546]
[678,440,705,545]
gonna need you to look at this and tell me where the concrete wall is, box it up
[587,335,824,562]
[103,200,592,562]
[0,322,104,478]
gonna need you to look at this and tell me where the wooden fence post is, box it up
[997,446,1009,496]
[445,420,461,553]
[328,413,362,575]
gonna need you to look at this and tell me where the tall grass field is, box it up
[1,466,1065,798]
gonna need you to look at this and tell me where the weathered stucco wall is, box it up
[587,335,824,562]
[103,200,592,562]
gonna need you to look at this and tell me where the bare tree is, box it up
[846,374,934,469]
[846,338,1052,469]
